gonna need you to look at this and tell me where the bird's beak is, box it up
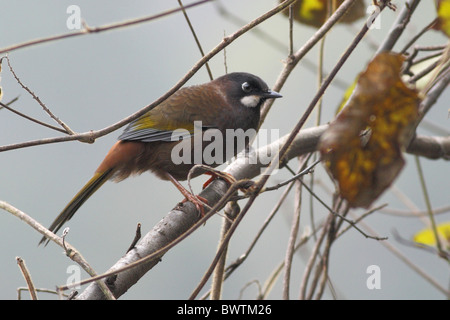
[262,90,282,99]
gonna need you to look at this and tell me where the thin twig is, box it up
[359,220,449,296]
[0,201,116,300]
[408,59,441,84]
[299,213,332,299]
[177,0,213,80]
[0,0,213,55]
[214,1,349,90]
[16,257,38,300]
[297,177,387,241]
[225,166,299,278]
[392,229,450,259]
[335,203,388,238]
[264,159,321,191]
[380,204,450,217]
[311,217,335,300]
[376,0,421,54]
[282,177,302,300]
[282,157,309,299]
[5,56,75,135]
[199,175,298,301]
[400,18,438,55]
[126,223,142,253]
[17,287,69,300]
[210,201,240,300]
[414,156,446,259]
[307,200,346,300]
[0,102,67,134]
[288,3,294,57]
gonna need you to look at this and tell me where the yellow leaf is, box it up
[280,0,365,28]
[414,222,450,248]
[435,0,450,37]
[336,80,356,114]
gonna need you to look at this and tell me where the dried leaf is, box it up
[280,0,366,28]
[319,52,422,208]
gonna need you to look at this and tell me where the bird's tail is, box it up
[39,169,114,246]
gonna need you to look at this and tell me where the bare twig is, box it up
[177,0,213,80]
[400,18,438,54]
[0,102,67,134]
[282,174,303,299]
[380,204,450,217]
[16,257,38,300]
[0,200,116,300]
[0,0,213,55]
[376,0,421,54]
[5,56,75,135]
[17,287,69,300]
[224,165,300,281]
[414,156,447,260]
[126,223,142,253]
[299,213,332,299]
[214,1,349,90]
[360,221,449,296]
[210,201,240,300]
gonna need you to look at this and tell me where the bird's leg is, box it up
[202,170,237,189]
[165,172,209,217]
[202,169,256,194]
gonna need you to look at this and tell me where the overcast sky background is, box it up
[0,0,448,300]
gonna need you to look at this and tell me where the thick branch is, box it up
[75,124,449,299]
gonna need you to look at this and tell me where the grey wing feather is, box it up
[118,126,193,142]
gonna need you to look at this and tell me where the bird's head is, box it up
[214,72,282,109]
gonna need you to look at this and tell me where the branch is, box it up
[16,257,38,300]
[0,0,297,153]
[70,114,449,299]
[376,0,421,54]
[3,56,75,135]
[0,0,214,55]
[12,0,446,300]
[0,200,115,300]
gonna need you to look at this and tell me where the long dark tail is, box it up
[39,169,113,246]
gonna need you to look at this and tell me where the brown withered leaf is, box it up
[318,52,422,208]
[280,0,366,28]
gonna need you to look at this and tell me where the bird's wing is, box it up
[118,85,225,143]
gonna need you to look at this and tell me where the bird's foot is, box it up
[181,194,210,217]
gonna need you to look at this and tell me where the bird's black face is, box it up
[218,72,282,109]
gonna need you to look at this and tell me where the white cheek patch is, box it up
[240,95,261,108]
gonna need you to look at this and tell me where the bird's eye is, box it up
[241,82,252,93]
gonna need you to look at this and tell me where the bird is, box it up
[39,72,282,245]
